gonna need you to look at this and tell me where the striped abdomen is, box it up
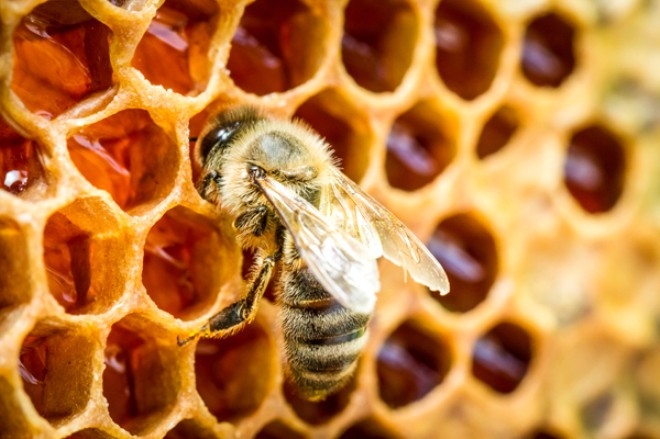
[279,269,371,401]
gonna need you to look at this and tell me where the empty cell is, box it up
[377,320,451,409]
[142,206,237,319]
[476,105,519,159]
[103,318,179,435]
[471,322,533,394]
[339,417,403,439]
[0,118,47,197]
[434,0,503,100]
[194,323,273,422]
[19,327,95,423]
[255,420,306,439]
[385,103,456,191]
[67,110,178,212]
[131,0,219,94]
[227,0,327,95]
[294,92,372,183]
[0,218,32,312]
[563,125,626,213]
[164,419,217,439]
[522,13,576,88]
[427,214,498,312]
[342,0,418,92]
[12,0,113,118]
[43,199,127,314]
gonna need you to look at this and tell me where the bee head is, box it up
[197,107,263,167]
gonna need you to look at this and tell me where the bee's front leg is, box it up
[177,254,275,346]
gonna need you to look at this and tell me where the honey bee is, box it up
[178,107,449,401]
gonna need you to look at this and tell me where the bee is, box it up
[178,107,449,401]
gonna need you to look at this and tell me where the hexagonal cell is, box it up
[339,417,403,438]
[226,0,328,95]
[476,105,519,159]
[43,199,128,314]
[341,0,417,93]
[142,206,238,319]
[284,373,355,425]
[294,91,372,182]
[67,109,179,212]
[164,419,217,439]
[0,117,47,197]
[0,218,32,314]
[563,124,626,214]
[12,0,113,118]
[434,0,504,100]
[255,420,306,439]
[19,325,96,424]
[426,213,498,313]
[521,13,577,88]
[131,0,219,94]
[194,322,273,422]
[385,102,457,191]
[471,321,533,394]
[377,319,452,409]
[103,317,180,435]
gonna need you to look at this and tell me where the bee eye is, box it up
[199,121,241,163]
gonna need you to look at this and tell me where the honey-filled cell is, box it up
[427,213,498,313]
[294,91,372,183]
[342,0,418,92]
[377,319,452,409]
[142,206,238,319]
[67,110,178,213]
[0,118,47,198]
[131,0,219,94]
[227,0,328,95]
[12,0,113,118]
[103,317,180,435]
[471,322,534,394]
[434,0,503,100]
[19,327,96,424]
[385,102,457,191]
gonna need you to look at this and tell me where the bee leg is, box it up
[197,170,222,201]
[177,255,275,346]
[234,205,269,236]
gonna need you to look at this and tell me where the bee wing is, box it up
[326,169,450,295]
[255,175,380,313]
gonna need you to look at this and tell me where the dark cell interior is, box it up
[342,0,417,92]
[525,430,566,439]
[227,0,326,95]
[434,0,503,100]
[12,0,113,118]
[522,13,576,88]
[385,103,456,191]
[294,92,371,182]
[427,214,497,312]
[164,419,217,439]
[103,320,178,434]
[339,417,402,438]
[131,0,218,94]
[19,329,94,422]
[476,105,519,159]
[563,125,626,213]
[471,322,533,393]
[283,373,355,425]
[67,109,178,212]
[0,118,46,197]
[142,206,235,319]
[194,322,273,422]
[377,320,451,408]
[255,420,307,439]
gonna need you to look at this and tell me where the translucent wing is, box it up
[255,175,380,313]
[324,169,450,295]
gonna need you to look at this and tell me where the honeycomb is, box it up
[1,0,660,437]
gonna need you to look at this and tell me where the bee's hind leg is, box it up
[177,254,275,346]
